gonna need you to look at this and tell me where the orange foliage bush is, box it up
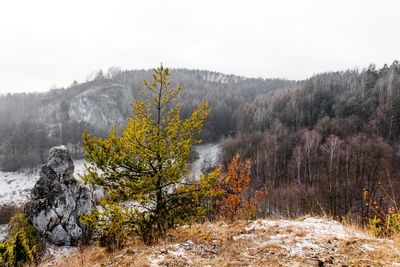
[218,153,256,220]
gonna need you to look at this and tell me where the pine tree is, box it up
[82,65,211,239]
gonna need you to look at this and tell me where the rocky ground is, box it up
[41,217,400,267]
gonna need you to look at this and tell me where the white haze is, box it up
[0,0,399,93]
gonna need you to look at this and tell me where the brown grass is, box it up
[40,218,400,267]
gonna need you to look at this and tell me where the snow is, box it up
[189,143,221,180]
[150,254,166,267]
[169,245,188,258]
[246,217,367,240]
[72,159,87,180]
[0,224,7,241]
[268,233,295,242]
[245,217,371,257]
[0,169,39,207]
[45,245,77,259]
[0,159,87,207]
[361,243,376,252]
[290,239,322,256]
[149,240,195,267]
[232,233,257,241]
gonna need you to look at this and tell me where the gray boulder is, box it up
[24,146,92,246]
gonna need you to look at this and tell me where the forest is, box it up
[220,61,400,223]
[0,68,296,171]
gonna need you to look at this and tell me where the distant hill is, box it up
[0,68,298,171]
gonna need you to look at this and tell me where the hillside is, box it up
[0,69,297,171]
[42,218,400,267]
[219,61,400,221]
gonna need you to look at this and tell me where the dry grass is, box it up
[41,218,400,267]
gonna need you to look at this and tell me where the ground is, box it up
[41,217,400,267]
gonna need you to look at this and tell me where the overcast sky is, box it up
[0,0,399,93]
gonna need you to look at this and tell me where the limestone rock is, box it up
[24,146,92,246]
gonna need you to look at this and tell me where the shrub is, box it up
[217,153,256,221]
[130,211,158,245]
[81,201,133,251]
[368,209,400,237]
[364,186,400,237]
[0,213,45,266]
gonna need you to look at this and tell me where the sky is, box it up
[0,0,399,93]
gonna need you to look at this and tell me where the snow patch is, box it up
[233,233,257,241]
[149,254,166,267]
[0,160,87,207]
[189,143,221,180]
[289,239,322,256]
[361,243,376,252]
[46,245,77,259]
[149,240,196,267]
[170,245,188,258]
[268,233,295,242]
[0,224,7,241]
[0,170,39,207]
[246,217,367,240]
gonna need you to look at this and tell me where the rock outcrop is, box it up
[24,146,91,246]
